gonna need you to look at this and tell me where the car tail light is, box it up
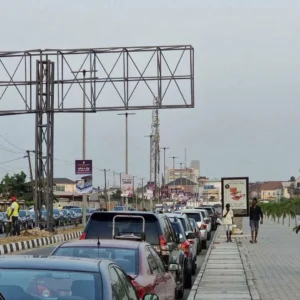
[159,235,169,251]
[201,224,207,230]
[79,232,86,240]
[180,240,191,257]
[132,280,154,299]
[188,239,194,244]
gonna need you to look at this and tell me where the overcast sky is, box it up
[0,0,299,186]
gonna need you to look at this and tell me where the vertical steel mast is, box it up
[151,97,160,199]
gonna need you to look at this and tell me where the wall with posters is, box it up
[121,174,133,197]
[75,160,93,193]
[221,177,249,217]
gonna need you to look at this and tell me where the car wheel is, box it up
[0,224,4,234]
[176,265,185,299]
[202,239,207,250]
[185,273,192,289]
[192,260,196,275]
[207,232,211,241]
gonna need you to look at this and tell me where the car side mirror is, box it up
[187,232,195,239]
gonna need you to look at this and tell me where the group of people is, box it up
[5,196,20,237]
[222,197,263,243]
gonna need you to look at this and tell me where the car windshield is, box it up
[1,213,7,220]
[53,209,59,215]
[113,206,125,211]
[71,208,82,213]
[86,213,159,245]
[185,213,201,222]
[19,211,26,217]
[54,247,138,275]
[0,269,101,300]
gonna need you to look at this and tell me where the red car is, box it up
[50,239,177,300]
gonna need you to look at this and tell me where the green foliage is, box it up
[260,198,300,226]
[0,171,33,206]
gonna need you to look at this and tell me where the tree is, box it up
[0,171,33,206]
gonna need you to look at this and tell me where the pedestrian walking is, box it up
[223,203,234,242]
[249,197,263,243]
[5,205,13,237]
[10,196,20,236]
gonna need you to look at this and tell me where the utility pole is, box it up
[145,135,153,182]
[118,112,136,208]
[115,172,122,205]
[24,150,35,218]
[160,147,170,185]
[72,69,98,227]
[101,169,110,210]
[140,178,145,209]
[170,156,178,208]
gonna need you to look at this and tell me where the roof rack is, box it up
[112,215,146,242]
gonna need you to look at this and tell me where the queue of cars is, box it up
[0,205,219,300]
[0,207,96,233]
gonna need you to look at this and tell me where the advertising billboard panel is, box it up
[121,174,134,197]
[221,177,249,217]
[75,160,93,194]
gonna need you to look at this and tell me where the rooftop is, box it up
[53,178,75,184]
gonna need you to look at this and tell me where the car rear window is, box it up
[184,212,201,222]
[177,217,187,231]
[170,222,181,235]
[202,207,214,215]
[86,213,159,245]
[54,247,138,275]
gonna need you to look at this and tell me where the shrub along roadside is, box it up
[260,199,300,229]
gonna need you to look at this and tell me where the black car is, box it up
[81,211,186,299]
[170,221,193,289]
[0,256,157,300]
[197,206,217,230]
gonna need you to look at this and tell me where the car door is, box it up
[145,247,165,298]
[109,265,138,300]
[149,247,175,300]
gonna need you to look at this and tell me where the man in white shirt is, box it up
[223,203,234,242]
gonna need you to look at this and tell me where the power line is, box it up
[0,157,24,165]
[0,135,25,152]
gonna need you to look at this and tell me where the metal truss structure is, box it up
[0,45,194,230]
[151,98,160,199]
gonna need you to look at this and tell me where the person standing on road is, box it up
[10,196,20,236]
[249,198,263,244]
[223,203,234,242]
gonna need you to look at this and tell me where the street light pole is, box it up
[160,147,170,185]
[118,112,136,208]
[145,135,153,182]
[72,69,98,227]
[170,156,178,208]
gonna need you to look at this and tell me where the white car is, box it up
[180,209,208,250]
[198,209,212,240]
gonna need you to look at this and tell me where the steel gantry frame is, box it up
[0,45,194,230]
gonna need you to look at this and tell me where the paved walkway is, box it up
[189,226,253,300]
[239,217,300,300]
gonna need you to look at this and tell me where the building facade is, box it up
[202,178,221,203]
[167,167,199,184]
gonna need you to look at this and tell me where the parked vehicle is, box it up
[50,239,177,299]
[0,213,6,233]
[166,213,197,275]
[189,217,202,254]
[197,209,212,240]
[53,208,65,226]
[29,211,36,227]
[60,209,72,224]
[180,209,208,249]
[80,211,186,299]
[197,206,218,230]
[0,255,157,300]
[170,221,193,288]
[19,210,34,230]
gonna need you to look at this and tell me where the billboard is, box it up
[75,160,93,193]
[221,177,249,217]
[121,174,134,198]
[161,185,169,199]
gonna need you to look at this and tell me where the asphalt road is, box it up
[6,231,215,300]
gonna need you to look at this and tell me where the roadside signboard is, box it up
[221,177,249,217]
[75,160,93,193]
[121,174,133,197]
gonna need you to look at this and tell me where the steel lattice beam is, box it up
[0,45,194,115]
[0,45,194,231]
